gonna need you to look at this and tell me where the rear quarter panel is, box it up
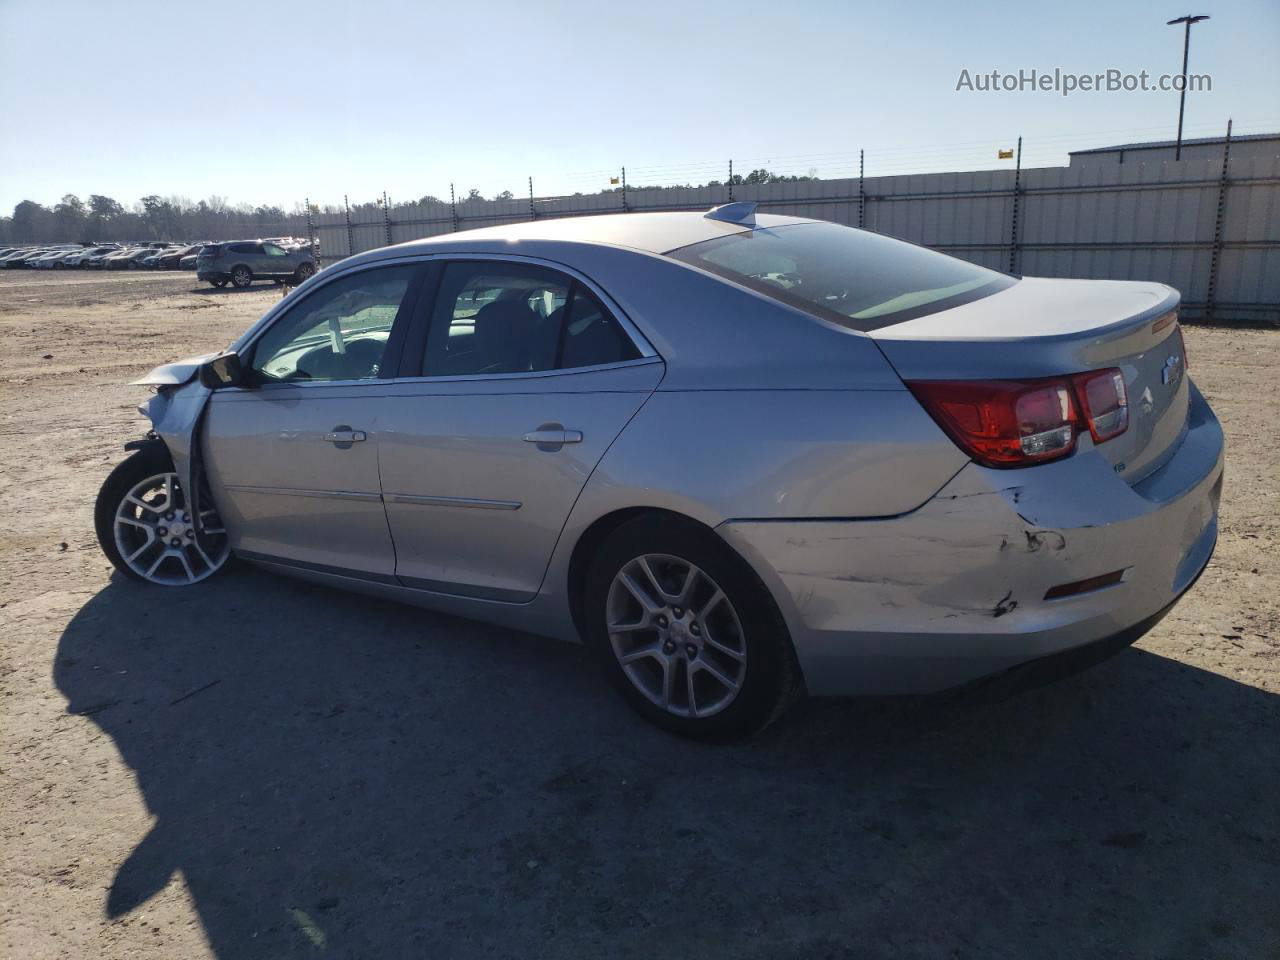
[557,243,969,522]
[578,388,967,524]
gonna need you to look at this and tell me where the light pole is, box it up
[1167,14,1210,161]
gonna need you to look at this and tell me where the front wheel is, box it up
[94,444,230,585]
[584,514,798,740]
[230,265,252,288]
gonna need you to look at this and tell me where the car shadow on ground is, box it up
[188,285,279,295]
[56,568,1278,959]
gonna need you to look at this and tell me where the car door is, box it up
[237,242,266,275]
[202,261,427,579]
[261,242,291,277]
[378,257,663,601]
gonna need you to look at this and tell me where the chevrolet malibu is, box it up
[94,206,1223,739]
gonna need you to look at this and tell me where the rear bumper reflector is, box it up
[1044,569,1126,600]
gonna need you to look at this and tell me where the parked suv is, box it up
[196,240,317,289]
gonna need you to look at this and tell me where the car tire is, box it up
[209,279,228,289]
[583,513,799,741]
[94,443,231,586]
[293,261,316,283]
[230,265,252,288]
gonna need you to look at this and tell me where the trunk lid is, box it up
[872,277,1188,483]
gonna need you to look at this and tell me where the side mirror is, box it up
[199,350,246,389]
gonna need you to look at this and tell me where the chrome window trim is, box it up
[211,355,663,396]
[386,355,663,387]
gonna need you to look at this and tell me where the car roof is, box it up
[381,211,814,258]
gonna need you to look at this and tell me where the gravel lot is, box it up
[2,270,1277,959]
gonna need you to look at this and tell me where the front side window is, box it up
[250,265,415,382]
[422,262,640,376]
[668,221,1016,331]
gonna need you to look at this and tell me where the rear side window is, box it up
[668,221,1016,331]
[560,286,640,368]
[422,262,640,376]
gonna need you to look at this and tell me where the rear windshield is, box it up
[668,221,1015,331]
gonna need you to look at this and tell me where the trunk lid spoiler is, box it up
[871,277,1188,484]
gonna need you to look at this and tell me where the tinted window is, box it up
[559,286,641,368]
[422,262,639,376]
[669,221,1016,331]
[250,266,415,382]
[263,243,287,256]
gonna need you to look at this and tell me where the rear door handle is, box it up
[523,426,583,450]
[324,429,367,444]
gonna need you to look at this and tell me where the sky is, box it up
[2,0,1278,213]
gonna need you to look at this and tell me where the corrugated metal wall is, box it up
[308,154,1280,325]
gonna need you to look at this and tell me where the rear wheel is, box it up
[293,261,316,283]
[584,514,798,740]
[94,445,230,586]
[230,265,252,288]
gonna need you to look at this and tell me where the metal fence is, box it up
[306,133,1279,326]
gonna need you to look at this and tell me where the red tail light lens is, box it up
[907,379,1078,467]
[1075,368,1128,442]
[908,368,1129,468]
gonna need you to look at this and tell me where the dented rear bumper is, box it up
[719,383,1224,696]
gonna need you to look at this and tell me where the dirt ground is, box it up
[1,270,1277,960]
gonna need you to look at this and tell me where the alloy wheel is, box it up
[113,471,229,585]
[606,553,747,718]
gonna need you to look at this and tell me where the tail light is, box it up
[908,368,1129,468]
[1074,369,1128,442]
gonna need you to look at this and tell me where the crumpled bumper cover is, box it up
[720,383,1224,696]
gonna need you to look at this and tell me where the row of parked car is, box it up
[0,238,316,275]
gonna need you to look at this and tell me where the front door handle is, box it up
[523,424,583,450]
[324,428,367,444]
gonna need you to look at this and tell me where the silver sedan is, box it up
[94,205,1223,739]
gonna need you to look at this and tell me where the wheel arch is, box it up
[563,505,800,670]
[566,506,720,640]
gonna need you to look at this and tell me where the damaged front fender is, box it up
[130,353,221,388]
[131,376,215,533]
